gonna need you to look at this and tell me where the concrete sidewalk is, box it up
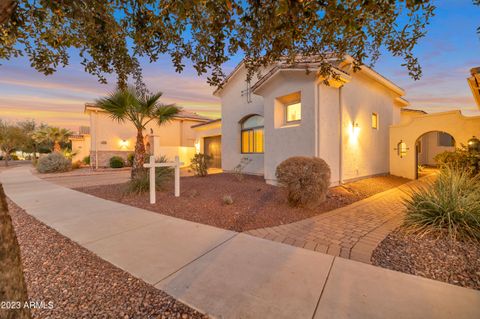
[1,167,479,319]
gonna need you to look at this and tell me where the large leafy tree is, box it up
[17,120,39,164]
[95,87,180,178]
[0,121,26,167]
[1,1,437,88]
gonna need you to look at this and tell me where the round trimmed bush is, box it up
[37,152,72,173]
[275,156,331,207]
[109,156,125,168]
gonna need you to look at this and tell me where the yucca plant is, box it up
[124,155,173,194]
[403,166,480,242]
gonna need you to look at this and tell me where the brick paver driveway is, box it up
[244,175,435,264]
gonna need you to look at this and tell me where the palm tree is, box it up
[95,86,180,178]
[32,126,71,153]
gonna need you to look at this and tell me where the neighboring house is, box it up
[69,126,91,163]
[84,104,210,168]
[195,56,409,185]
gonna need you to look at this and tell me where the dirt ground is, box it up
[75,173,409,232]
[372,229,480,290]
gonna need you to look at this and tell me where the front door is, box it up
[204,136,222,168]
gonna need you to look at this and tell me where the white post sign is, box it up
[143,155,184,204]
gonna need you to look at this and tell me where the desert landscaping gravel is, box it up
[75,173,408,232]
[8,198,208,319]
[372,229,480,290]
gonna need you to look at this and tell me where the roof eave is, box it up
[467,74,480,110]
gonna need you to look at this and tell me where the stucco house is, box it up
[79,104,211,168]
[194,56,409,185]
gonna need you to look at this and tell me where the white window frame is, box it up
[285,101,302,124]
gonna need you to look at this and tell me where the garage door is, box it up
[204,136,222,169]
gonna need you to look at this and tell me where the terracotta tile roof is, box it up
[191,118,221,128]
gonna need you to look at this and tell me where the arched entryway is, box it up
[390,110,480,180]
[414,131,455,179]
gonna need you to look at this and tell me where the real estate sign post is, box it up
[144,155,184,204]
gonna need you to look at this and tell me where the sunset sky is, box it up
[0,0,479,131]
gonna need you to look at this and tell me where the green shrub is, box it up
[190,153,212,177]
[403,166,480,242]
[233,157,252,181]
[275,156,331,207]
[109,156,125,168]
[37,152,71,173]
[9,154,19,160]
[72,160,82,169]
[83,155,90,165]
[125,155,173,194]
[127,153,135,167]
[434,146,480,176]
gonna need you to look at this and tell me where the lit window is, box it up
[397,141,408,158]
[241,115,264,154]
[438,132,455,147]
[371,113,378,129]
[286,102,301,123]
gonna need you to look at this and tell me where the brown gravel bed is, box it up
[8,198,208,319]
[372,229,480,290]
[74,173,409,232]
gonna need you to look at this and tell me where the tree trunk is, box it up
[53,141,61,153]
[132,128,146,179]
[4,153,9,167]
[32,145,37,166]
[0,184,32,319]
[0,0,16,25]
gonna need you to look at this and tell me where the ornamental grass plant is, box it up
[403,166,480,242]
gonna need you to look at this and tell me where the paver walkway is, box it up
[1,167,479,319]
[245,176,434,263]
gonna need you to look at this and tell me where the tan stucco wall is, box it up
[88,111,202,168]
[340,71,402,181]
[257,71,317,183]
[390,110,480,179]
[219,66,266,175]
[192,121,222,155]
[71,135,91,163]
[417,132,455,166]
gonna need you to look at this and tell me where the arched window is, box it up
[241,115,264,153]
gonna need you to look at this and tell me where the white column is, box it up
[149,155,155,204]
[174,155,180,197]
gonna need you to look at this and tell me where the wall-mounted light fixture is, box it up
[353,122,360,136]
[119,139,129,149]
[468,136,480,152]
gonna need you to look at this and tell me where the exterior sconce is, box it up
[353,122,360,136]
[396,140,409,158]
[468,136,480,152]
[350,121,360,138]
[119,139,129,149]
